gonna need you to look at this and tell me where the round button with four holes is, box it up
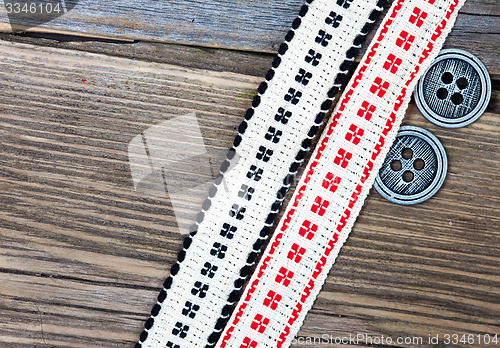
[374,126,447,205]
[415,49,491,128]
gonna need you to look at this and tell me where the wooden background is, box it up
[0,0,498,347]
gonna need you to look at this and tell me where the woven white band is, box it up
[218,0,465,347]
[137,1,385,347]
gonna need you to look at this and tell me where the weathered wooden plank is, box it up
[0,0,498,70]
[0,41,499,347]
[0,32,497,87]
[0,33,277,77]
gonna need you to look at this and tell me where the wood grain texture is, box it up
[0,0,499,70]
[0,39,499,347]
[0,17,499,348]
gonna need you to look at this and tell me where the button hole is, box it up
[391,160,402,171]
[436,88,448,100]
[456,77,468,90]
[401,148,413,160]
[441,72,454,84]
[413,159,425,170]
[451,92,464,105]
[402,170,414,183]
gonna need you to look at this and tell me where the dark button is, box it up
[415,49,491,128]
[374,126,447,205]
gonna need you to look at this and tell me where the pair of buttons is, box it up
[374,49,490,205]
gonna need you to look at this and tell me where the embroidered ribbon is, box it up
[218,0,465,347]
[136,0,385,347]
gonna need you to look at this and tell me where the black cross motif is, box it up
[182,301,200,319]
[284,88,302,105]
[305,49,322,66]
[229,204,246,220]
[210,242,227,259]
[238,184,255,201]
[275,107,292,124]
[315,30,332,47]
[256,146,274,162]
[337,0,353,9]
[295,69,312,86]
[325,11,343,27]
[166,342,180,348]
[172,322,189,339]
[220,223,237,239]
[265,126,283,143]
[191,281,209,298]
[201,262,218,278]
[246,165,263,181]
